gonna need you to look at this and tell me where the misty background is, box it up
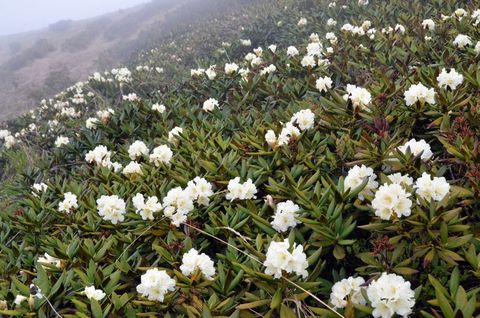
[0,0,148,36]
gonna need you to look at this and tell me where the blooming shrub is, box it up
[0,0,480,317]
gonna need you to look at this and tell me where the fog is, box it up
[0,0,149,36]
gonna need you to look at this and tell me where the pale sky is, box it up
[0,0,149,36]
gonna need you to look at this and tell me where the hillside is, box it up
[0,0,480,317]
[0,0,259,120]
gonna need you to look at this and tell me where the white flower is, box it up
[86,117,99,129]
[180,248,216,280]
[168,127,183,143]
[287,46,299,57]
[437,68,463,90]
[245,53,256,62]
[268,44,277,53]
[397,138,433,161]
[85,145,112,168]
[32,183,48,195]
[250,56,263,67]
[404,83,435,106]
[136,269,176,302]
[414,172,450,202]
[123,93,139,102]
[253,47,263,56]
[344,165,378,200]
[203,98,219,112]
[4,135,16,148]
[327,18,337,26]
[277,122,300,146]
[37,253,61,268]
[307,42,323,57]
[240,39,251,46]
[297,17,307,27]
[122,161,143,177]
[343,84,372,110]
[325,32,338,44]
[149,145,173,166]
[476,41,480,54]
[14,295,27,306]
[112,162,122,172]
[301,55,316,68]
[96,195,126,224]
[152,103,166,113]
[290,109,315,130]
[453,34,472,49]
[372,184,412,220]
[263,239,308,279]
[422,19,435,30]
[58,192,78,213]
[260,64,276,75]
[132,193,162,220]
[163,187,195,226]
[225,177,257,201]
[113,67,132,82]
[97,108,114,122]
[205,65,216,80]
[224,63,239,75]
[454,8,468,19]
[128,140,149,160]
[394,24,405,33]
[0,129,11,139]
[83,286,106,301]
[316,76,333,92]
[54,136,69,148]
[330,276,366,309]
[265,130,277,147]
[185,177,214,206]
[387,173,413,187]
[367,273,415,318]
[61,107,80,118]
[191,68,205,77]
[271,200,301,232]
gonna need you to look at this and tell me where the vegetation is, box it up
[0,0,479,317]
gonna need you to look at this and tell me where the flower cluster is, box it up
[396,138,433,161]
[414,172,450,202]
[58,192,78,213]
[149,145,173,166]
[132,193,163,220]
[263,239,308,279]
[85,145,112,168]
[265,109,315,147]
[162,187,195,226]
[83,286,106,301]
[128,140,149,160]
[316,76,333,92]
[136,269,176,302]
[203,98,219,112]
[372,183,412,220]
[330,276,366,308]
[180,248,216,280]
[404,83,435,106]
[343,84,372,110]
[96,195,126,224]
[225,177,257,201]
[437,68,463,90]
[344,165,378,200]
[367,273,415,318]
[185,177,214,206]
[271,200,301,232]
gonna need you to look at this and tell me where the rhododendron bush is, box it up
[0,0,480,317]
